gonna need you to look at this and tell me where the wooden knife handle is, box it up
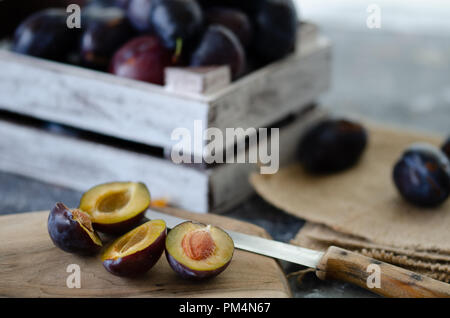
[316,246,450,298]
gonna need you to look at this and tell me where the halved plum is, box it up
[79,182,151,235]
[165,221,234,280]
[48,202,102,255]
[102,220,167,277]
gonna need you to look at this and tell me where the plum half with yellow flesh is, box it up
[79,182,151,235]
[48,202,102,255]
[102,220,167,277]
[165,222,234,280]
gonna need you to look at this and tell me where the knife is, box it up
[146,209,450,298]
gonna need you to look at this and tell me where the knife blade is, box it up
[146,209,324,269]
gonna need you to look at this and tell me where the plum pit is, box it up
[182,226,216,261]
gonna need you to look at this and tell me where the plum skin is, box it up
[85,0,131,9]
[110,35,173,85]
[126,0,155,32]
[443,138,450,159]
[79,182,151,235]
[150,0,204,50]
[190,25,246,79]
[165,250,231,280]
[252,0,298,63]
[393,144,450,207]
[92,210,146,235]
[102,225,167,277]
[48,203,102,256]
[205,7,253,48]
[298,119,368,173]
[80,7,134,70]
[12,9,80,61]
[198,0,264,15]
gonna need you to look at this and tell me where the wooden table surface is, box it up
[0,208,291,298]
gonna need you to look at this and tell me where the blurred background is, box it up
[296,0,450,133]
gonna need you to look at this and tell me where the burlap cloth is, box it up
[250,123,450,282]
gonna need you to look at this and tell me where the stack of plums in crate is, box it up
[48,182,234,279]
[12,0,299,85]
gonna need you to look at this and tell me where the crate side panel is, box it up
[0,51,209,151]
[0,120,210,213]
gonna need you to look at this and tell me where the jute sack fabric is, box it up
[250,123,450,282]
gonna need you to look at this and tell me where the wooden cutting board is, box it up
[0,207,291,298]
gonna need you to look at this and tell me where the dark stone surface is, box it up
[0,172,81,215]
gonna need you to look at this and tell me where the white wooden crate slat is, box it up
[0,23,330,159]
[0,109,325,213]
[0,120,210,212]
[0,51,209,149]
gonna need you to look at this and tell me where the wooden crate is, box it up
[0,23,331,158]
[0,108,325,213]
[0,22,331,213]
